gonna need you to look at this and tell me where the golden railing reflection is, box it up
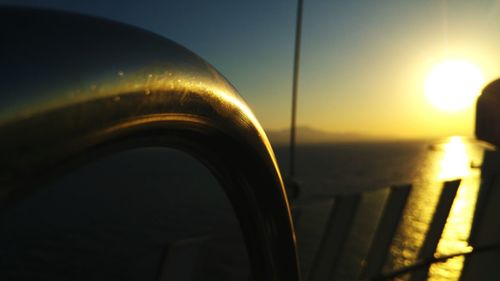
[429,136,480,281]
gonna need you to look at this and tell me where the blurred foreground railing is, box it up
[0,7,299,281]
[292,179,461,281]
[291,77,500,281]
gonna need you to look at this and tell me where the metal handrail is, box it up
[0,7,299,281]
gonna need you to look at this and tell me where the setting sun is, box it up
[424,60,485,112]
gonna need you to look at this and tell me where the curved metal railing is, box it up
[0,7,299,281]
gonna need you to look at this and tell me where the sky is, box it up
[2,0,500,139]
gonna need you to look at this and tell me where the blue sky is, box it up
[2,0,500,138]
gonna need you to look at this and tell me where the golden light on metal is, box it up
[0,7,298,281]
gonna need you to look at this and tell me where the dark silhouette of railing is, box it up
[293,180,461,281]
[458,78,500,281]
[4,6,500,281]
[0,7,299,281]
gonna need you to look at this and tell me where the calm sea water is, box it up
[275,136,487,281]
[274,137,484,195]
[0,137,488,280]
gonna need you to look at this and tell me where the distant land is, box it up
[265,126,392,144]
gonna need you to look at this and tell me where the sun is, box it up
[424,60,485,112]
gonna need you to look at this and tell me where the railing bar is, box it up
[307,194,360,281]
[409,179,461,281]
[359,184,412,281]
[469,150,498,245]
[372,243,500,281]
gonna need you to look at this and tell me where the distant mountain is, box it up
[265,126,384,144]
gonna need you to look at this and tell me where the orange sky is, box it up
[247,1,500,139]
[6,0,500,139]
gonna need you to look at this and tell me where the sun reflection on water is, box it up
[428,137,480,280]
[438,136,471,181]
[427,141,480,280]
[387,136,482,281]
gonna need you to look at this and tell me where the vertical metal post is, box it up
[290,0,304,178]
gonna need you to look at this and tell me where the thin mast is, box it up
[290,0,304,178]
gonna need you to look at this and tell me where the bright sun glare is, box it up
[425,60,485,112]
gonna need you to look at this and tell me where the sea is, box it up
[274,136,487,281]
[0,136,489,281]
